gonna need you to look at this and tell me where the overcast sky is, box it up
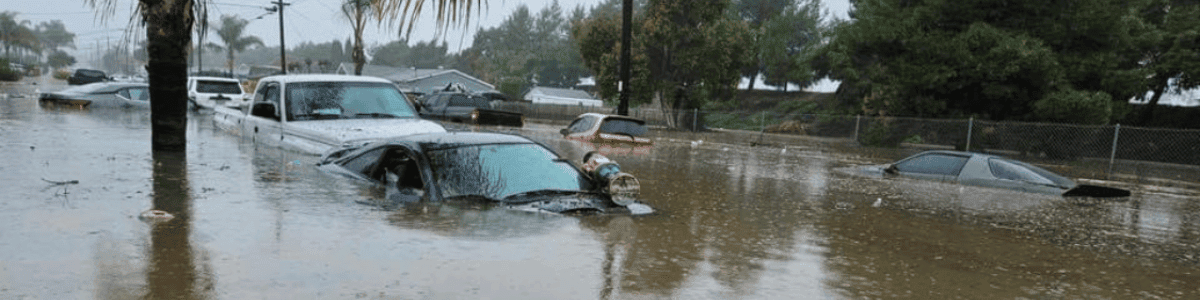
[12,0,850,56]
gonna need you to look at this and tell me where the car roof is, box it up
[578,112,646,123]
[258,74,393,84]
[189,76,240,82]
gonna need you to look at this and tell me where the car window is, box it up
[426,143,593,200]
[988,158,1072,187]
[893,153,969,176]
[287,82,418,120]
[447,94,490,108]
[121,87,149,101]
[196,80,243,94]
[568,116,598,133]
[598,119,647,136]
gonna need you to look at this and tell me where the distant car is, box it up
[416,92,524,127]
[872,150,1130,198]
[561,113,653,154]
[318,132,652,215]
[38,82,150,109]
[188,76,249,109]
[67,69,109,85]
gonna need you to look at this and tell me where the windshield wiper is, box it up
[442,194,502,202]
[352,112,401,119]
[503,189,594,203]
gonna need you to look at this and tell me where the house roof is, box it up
[335,63,493,90]
[526,86,595,100]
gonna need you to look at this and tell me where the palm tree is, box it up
[0,11,41,60]
[207,15,263,75]
[344,0,376,75]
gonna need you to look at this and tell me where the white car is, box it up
[213,74,447,155]
[188,76,249,109]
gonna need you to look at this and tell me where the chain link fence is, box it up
[497,102,1200,184]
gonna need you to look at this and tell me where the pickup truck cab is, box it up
[213,74,446,155]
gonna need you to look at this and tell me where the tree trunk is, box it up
[143,0,194,152]
[1137,82,1168,125]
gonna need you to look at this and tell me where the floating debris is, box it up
[138,210,175,222]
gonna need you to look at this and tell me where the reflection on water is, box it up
[3,88,1200,299]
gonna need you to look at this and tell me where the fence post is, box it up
[1108,124,1120,178]
[854,115,861,143]
[693,108,698,132]
[965,117,974,152]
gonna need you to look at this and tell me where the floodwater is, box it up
[3,78,1199,299]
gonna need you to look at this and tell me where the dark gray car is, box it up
[876,150,1130,198]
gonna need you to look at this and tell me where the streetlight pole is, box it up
[270,1,290,74]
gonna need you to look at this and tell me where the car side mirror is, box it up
[884,164,899,174]
[560,128,570,136]
[250,102,279,121]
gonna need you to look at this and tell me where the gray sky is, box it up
[11,0,850,56]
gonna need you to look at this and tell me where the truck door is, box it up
[246,81,284,147]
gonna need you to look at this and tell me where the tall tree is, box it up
[758,0,828,91]
[343,0,376,75]
[816,0,1154,124]
[575,0,752,128]
[0,12,40,60]
[1135,0,1200,123]
[207,15,263,75]
[35,20,75,52]
[734,0,793,90]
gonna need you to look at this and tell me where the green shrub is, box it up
[0,59,21,82]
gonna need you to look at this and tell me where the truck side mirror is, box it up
[560,128,570,136]
[250,102,279,121]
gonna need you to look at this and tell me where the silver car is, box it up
[39,82,150,109]
[877,150,1130,198]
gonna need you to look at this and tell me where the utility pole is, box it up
[618,0,632,116]
[270,1,290,74]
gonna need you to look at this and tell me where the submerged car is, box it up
[874,150,1130,198]
[188,76,249,109]
[67,68,109,85]
[213,74,446,155]
[318,132,652,215]
[38,82,149,108]
[561,113,653,155]
[417,91,525,127]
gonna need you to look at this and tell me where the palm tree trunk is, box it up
[143,0,193,152]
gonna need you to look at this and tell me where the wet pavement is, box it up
[2,77,1199,299]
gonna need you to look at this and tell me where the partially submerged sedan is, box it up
[38,82,149,108]
[875,150,1130,198]
[561,113,653,155]
[318,132,653,215]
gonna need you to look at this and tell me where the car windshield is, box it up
[286,81,418,120]
[599,119,647,136]
[426,143,593,201]
[196,80,243,94]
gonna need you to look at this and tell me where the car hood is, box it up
[287,118,447,143]
[503,193,653,215]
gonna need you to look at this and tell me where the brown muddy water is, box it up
[3,78,1199,299]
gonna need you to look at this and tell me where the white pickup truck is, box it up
[213,74,446,155]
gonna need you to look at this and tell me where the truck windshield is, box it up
[286,82,419,121]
